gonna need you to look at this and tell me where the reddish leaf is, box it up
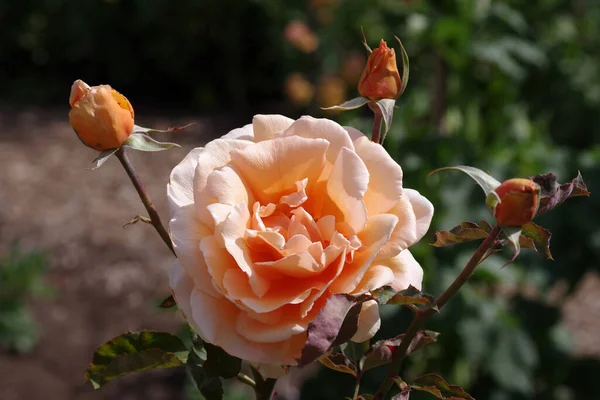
[385,285,437,311]
[533,172,589,217]
[362,331,439,372]
[298,294,365,366]
[319,352,357,376]
[521,222,553,260]
[432,221,490,247]
[392,377,411,400]
[411,374,475,400]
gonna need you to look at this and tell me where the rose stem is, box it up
[115,147,176,257]
[373,225,502,399]
[370,103,383,144]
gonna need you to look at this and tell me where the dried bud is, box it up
[358,39,402,101]
[68,79,134,151]
[490,178,540,226]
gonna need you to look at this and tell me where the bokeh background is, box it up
[1,0,600,399]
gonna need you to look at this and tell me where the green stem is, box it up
[373,225,502,399]
[353,372,363,399]
[116,148,176,257]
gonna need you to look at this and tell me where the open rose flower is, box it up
[168,115,433,368]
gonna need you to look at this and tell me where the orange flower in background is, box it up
[69,79,135,151]
[358,40,402,101]
[317,76,347,108]
[493,178,540,226]
[168,115,433,369]
[285,74,315,107]
[284,21,319,53]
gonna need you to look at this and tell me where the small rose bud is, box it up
[68,79,135,151]
[358,39,402,101]
[491,178,540,226]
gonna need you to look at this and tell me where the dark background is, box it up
[1,1,600,399]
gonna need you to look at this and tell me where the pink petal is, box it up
[350,300,381,342]
[253,114,295,142]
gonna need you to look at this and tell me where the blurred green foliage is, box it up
[3,0,600,399]
[0,248,51,353]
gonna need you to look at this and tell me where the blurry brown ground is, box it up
[0,108,599,400]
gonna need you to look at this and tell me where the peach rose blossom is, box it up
[68,79,134,151]
[168,115,433,368]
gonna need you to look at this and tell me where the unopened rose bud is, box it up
[490,178,540,226]
[68,79,135,151]
[358,39,402,101]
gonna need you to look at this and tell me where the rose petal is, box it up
[404,189,434,243]
[255,252,323,278]
[374,250,423,291]
[350,300,381,342]
[221,123,255,141]
[188,288,306,364]
[169,204,220,297]
[168,148,203,211]
[282,116,355,164]
[196,166,252,228]
[325,147,369,233]
[351,264,395,294]
[231,136,329,205]
[329,213,398,294]
[343,126,366,142]
[193,139,251,217]
[353,136,403,216]
[253,114,295,142]
[220,203,271,297]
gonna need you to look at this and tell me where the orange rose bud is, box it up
[68,79,135,151]
[358,39,402,101]
[492,178,540,226]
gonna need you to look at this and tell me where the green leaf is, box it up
[188,349,223,400]
[411,374,475,399]
[429,165,501,195]
[321,96,370,111]
[375,98,396,142]
[203,343,242,379]
[521,222,553,260]
[488,328,538,393]
[319,352,357,376]
[343,340,370,365]
[90,148,119,170]
[432,221,491,247]
[85,331,188,389]
[123,133,181,152]
[395,36,410,98]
